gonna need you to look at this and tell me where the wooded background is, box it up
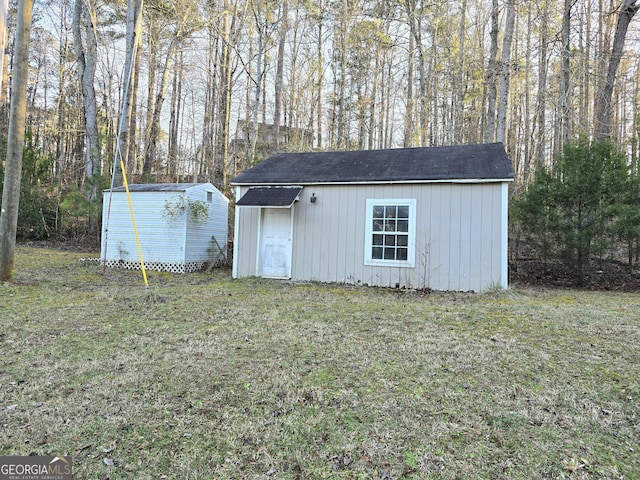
[0,0,639,245]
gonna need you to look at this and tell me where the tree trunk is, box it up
[142,15,157,176]
[72,0,100,239]
[594,0,639,138]
[72,0,99,192]
[168,50,182,177]
[251,0,264,162]
[113,0,143,187]
[536,1,549,167]
[455,0,467,144]
[143,36,179,175]
[0,0,34,282]
[368,42,380,150]
[127,32,142,175]
[0,0,8,135]
[557,0,571,150]
[485,0,499,143]
[336,0,348,149]
[496,0,515,145]
[199,9,219,181]
[403,0,428,145]
[274,1,288,151]
[316,2,323,149]
[404,33,414,147]
[216,0,238,187]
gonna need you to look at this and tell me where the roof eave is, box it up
[231,178,515,186]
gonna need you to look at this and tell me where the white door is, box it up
[259,208,292,278]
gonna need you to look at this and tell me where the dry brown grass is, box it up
[1,246,639,479]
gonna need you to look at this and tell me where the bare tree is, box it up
[0,0,34,281]
[72,0,100,198]
[485,0,499,143]
[112,0,143,186]
[274,1,288,151]
[404,31,415,147]
[217,0,245,186]
[403,0,429,145]
[556,0,571,151]
[143,1,201,175]
[454,0,467,144]
[496,0,515,145]
[595,0,639,138]
[536,0,550,167]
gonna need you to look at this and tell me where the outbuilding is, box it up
[230,143,515,292]
[101,183,229,273]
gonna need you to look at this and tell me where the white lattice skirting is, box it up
[82,257,224,273]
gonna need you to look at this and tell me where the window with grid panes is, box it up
[364,199,416,266]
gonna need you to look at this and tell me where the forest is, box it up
[0,0,639,283]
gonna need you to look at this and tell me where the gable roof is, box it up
[231,143,514,185]
[105,183,211,193]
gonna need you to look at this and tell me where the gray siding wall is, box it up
[234,182,507,291]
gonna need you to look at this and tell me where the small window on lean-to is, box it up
[365,199,416,267]
[207,191,213,203]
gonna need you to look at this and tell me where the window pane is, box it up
[373,205,385,218]
[373,219,384,232]
[384,235,396,246]
[397,248,408,261]
[373,234,383,246]
[385,206,397,219]
[397,235,408,247]
[397,205,409,218]
[397,219,408,232]
[383,248,395,260]
[372,247,383,259]
[384,219,396,232]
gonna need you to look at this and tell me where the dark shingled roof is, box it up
[236,186,303,207]
[106,183,204,193]
[231,143,514,185]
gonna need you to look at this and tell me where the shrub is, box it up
[513,139,632,283]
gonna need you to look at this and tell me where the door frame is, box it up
[255,206,295,278]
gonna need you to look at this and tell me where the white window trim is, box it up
[364,199,416,268]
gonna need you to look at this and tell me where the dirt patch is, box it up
[511,257,640,291]
[20,239,99,254]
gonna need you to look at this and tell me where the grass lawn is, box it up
[1,246,639,479]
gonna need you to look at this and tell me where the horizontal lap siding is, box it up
[185,186,229,262]
[102,192,187,264]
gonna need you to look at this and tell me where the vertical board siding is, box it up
[234,182,507,291]
[468,186,484,291]
[458,186,473,292]
[234,187,260,277]
[448,185,462,291]
[427,185,444,289]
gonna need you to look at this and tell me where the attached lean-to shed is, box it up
[231,143,515,292]
[101,183,229,273]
